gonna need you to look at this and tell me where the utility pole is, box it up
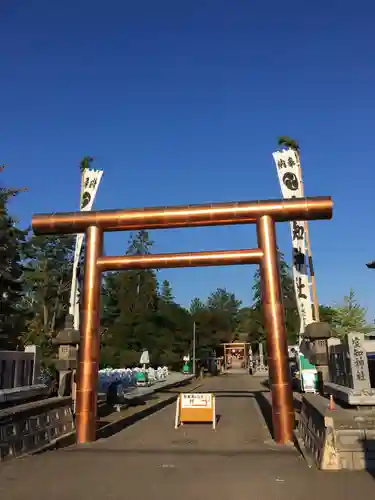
[192,321,196,376]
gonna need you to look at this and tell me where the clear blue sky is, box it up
[1,1,374,316]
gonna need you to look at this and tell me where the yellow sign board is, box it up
[175,393,216,429]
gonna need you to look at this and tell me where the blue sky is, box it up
[1,1,374,316]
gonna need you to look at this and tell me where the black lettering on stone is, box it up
[356,370,365,381]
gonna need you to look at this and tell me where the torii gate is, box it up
[32,195,333,445]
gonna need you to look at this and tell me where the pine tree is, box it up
[126,230,154,256]
[159,279,174,304]
[101,272,121,326]
[100,230,159,366]
[189,297,205,316]
[0,166,27,349]
[21,234,75,350]
[206,288,242,338]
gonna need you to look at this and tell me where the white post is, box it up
[259,342,264,367]
[192,321,196,376]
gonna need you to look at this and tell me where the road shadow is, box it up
[253,390,304,457]
[253,391,274,439]
[97,393,179,440]
[33,392,181,454]
[208,390,256,394]
[62,446,297,457]
[214,393,255,399]
[176,414,222,428]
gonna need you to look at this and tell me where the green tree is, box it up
[252,250,299,343]
[319,304,336,325]
[152,303,193,367]
[21,234,75,351]
[159,279,174,304]
[207,288,241,312]
[126,230,154,256]
[0,166,27,349]
[100,230,160,366]
[332,289,374,337]
[126,230,157,310]
[191,308,234,356]
[189,297,205,316]
[235,307,260,342]
[101,271,121,326]
[206,288,242,342]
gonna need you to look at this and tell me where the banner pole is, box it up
[295,152,320,322]
[69,164,103,330]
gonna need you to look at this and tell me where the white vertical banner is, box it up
[69,168,103,329]
[272,149,313,334]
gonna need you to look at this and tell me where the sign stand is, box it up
[175,393,216,430]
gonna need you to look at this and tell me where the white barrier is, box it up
[98,366,169,394]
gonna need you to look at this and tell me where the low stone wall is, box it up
[0,384,50,409]
[0,346,40,389]
[298,393,375,470]
[1,374,196,461]
[0,396,74,461]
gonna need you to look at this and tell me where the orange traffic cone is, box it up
[328,394,335,410]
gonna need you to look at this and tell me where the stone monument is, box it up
[325,332,375,405]
[298,331,375,471]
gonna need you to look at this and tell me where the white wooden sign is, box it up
[175,393,216,429]
[181,393,212,408]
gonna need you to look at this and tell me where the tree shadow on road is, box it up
[252,389,304,459]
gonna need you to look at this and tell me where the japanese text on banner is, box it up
[272,149,313,333]
[68,168,103,326]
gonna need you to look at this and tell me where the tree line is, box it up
[1,165,373,369]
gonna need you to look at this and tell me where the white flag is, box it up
[272,149,313,333]
[140,350,150,365]
[69,168,104,329]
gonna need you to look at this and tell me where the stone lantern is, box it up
[300,321,332,393]
[52,314,80,405]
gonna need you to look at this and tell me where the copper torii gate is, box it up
[32,196,333,445]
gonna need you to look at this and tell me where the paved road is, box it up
[0,375,374,500]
